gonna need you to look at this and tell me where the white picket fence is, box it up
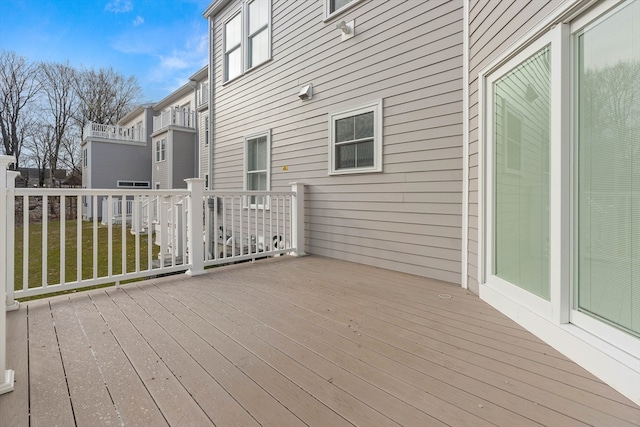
[0,155,305,395]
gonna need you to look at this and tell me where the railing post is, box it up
[185,178,205,276]
[0,155,16,395]
[6,171,19,311]
[290,182,306,257]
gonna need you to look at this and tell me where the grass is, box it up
[13,220,161,300]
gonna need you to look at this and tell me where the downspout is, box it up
[461,0,470,290]
[208,16,214,191]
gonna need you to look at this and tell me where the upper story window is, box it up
[244,130,271,208]
[83,148,88,168]
[205,119,209,146]
[224,12,242,81]
[329,99,383,175]
[223,0,271,83]
[155,138,166,162]
[325,0,362,20]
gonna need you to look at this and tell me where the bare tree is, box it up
[74,66,143,129]
[39,61,77,187]
[0,50,41,168]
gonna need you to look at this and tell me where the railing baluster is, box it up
[42,195,48,288]
[77,195,82,284]
[122,195,126,275]
[60,195,65,286]
[23,195,28,291]
[135,195,140,273]
[108,195,113,277]
[93,196,98,279]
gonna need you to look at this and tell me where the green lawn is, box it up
[13,220,160,299]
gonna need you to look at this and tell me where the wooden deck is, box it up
[1,256,639,426]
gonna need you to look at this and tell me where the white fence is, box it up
[0,156,305,395]
[83,122,146,142]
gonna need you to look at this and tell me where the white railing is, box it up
[83,122,146,142]
[1,155,305,396]
[153,108,196,132]
[198,81,209,106]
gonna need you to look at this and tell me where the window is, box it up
[117,181,150,188]
[246,0,269,69]
[205,119,209,146]
[155,139,166,162]
[329,99,382,175]
[223,0,271,83]
[83,148,88,168]
[244,130,270,208]
[224,12,242,81]
[480,0,640,394]
[325,0,361,19]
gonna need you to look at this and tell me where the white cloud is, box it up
[105,0,133,13]
[133,15,144,26]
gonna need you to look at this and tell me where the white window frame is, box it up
[116,180,150,188]
[243,129,271,209]
[155,138,166,162]
[324,0,363,21]
[223,1,272,84]
[478,0,639,404]
[328,99,383,175]
[83,148,88,168]
[223,10,243,83]
[244,0,272,71]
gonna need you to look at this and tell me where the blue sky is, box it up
[0,0,211,103]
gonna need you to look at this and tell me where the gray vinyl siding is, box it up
[465,0,564,293]
[91,141,151,188]
[172,130,197,188]
[211,0,464,283]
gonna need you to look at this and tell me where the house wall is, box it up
[91,140,152,188]
[153,134,170,189]
[209,0,465,284]
[172,129,197,188]
[465,0,563,293]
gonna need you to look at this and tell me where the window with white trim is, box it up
[205,119,209,146]
[117,181,150,188]
[223,0,271,83]
[244,130,270,208]
[481,0,640,344]
[224,11,242,81]
[83,148,88,168]
[325,0,362,19]
[329,99,382,175]
[155,138,166,162]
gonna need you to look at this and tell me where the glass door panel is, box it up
[575,0,640,336]
[493,46,552,300]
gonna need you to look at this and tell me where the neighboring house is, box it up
[16,168,67,188]
[81,104,155,219]
[150,76,201,190]
[203,0,639,404]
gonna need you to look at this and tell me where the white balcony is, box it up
[153,108,196,132]
[83,122,146,143]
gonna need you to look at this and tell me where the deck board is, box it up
[2,256,639,427]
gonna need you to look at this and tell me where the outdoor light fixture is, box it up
[336,19,355,41]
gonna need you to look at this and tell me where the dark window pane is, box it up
[336,144,355,169]
[335,117,354,143]
[356,140,374,167]
[330,0,352,13]
[354,112,373,139]
[248,136,267,171]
